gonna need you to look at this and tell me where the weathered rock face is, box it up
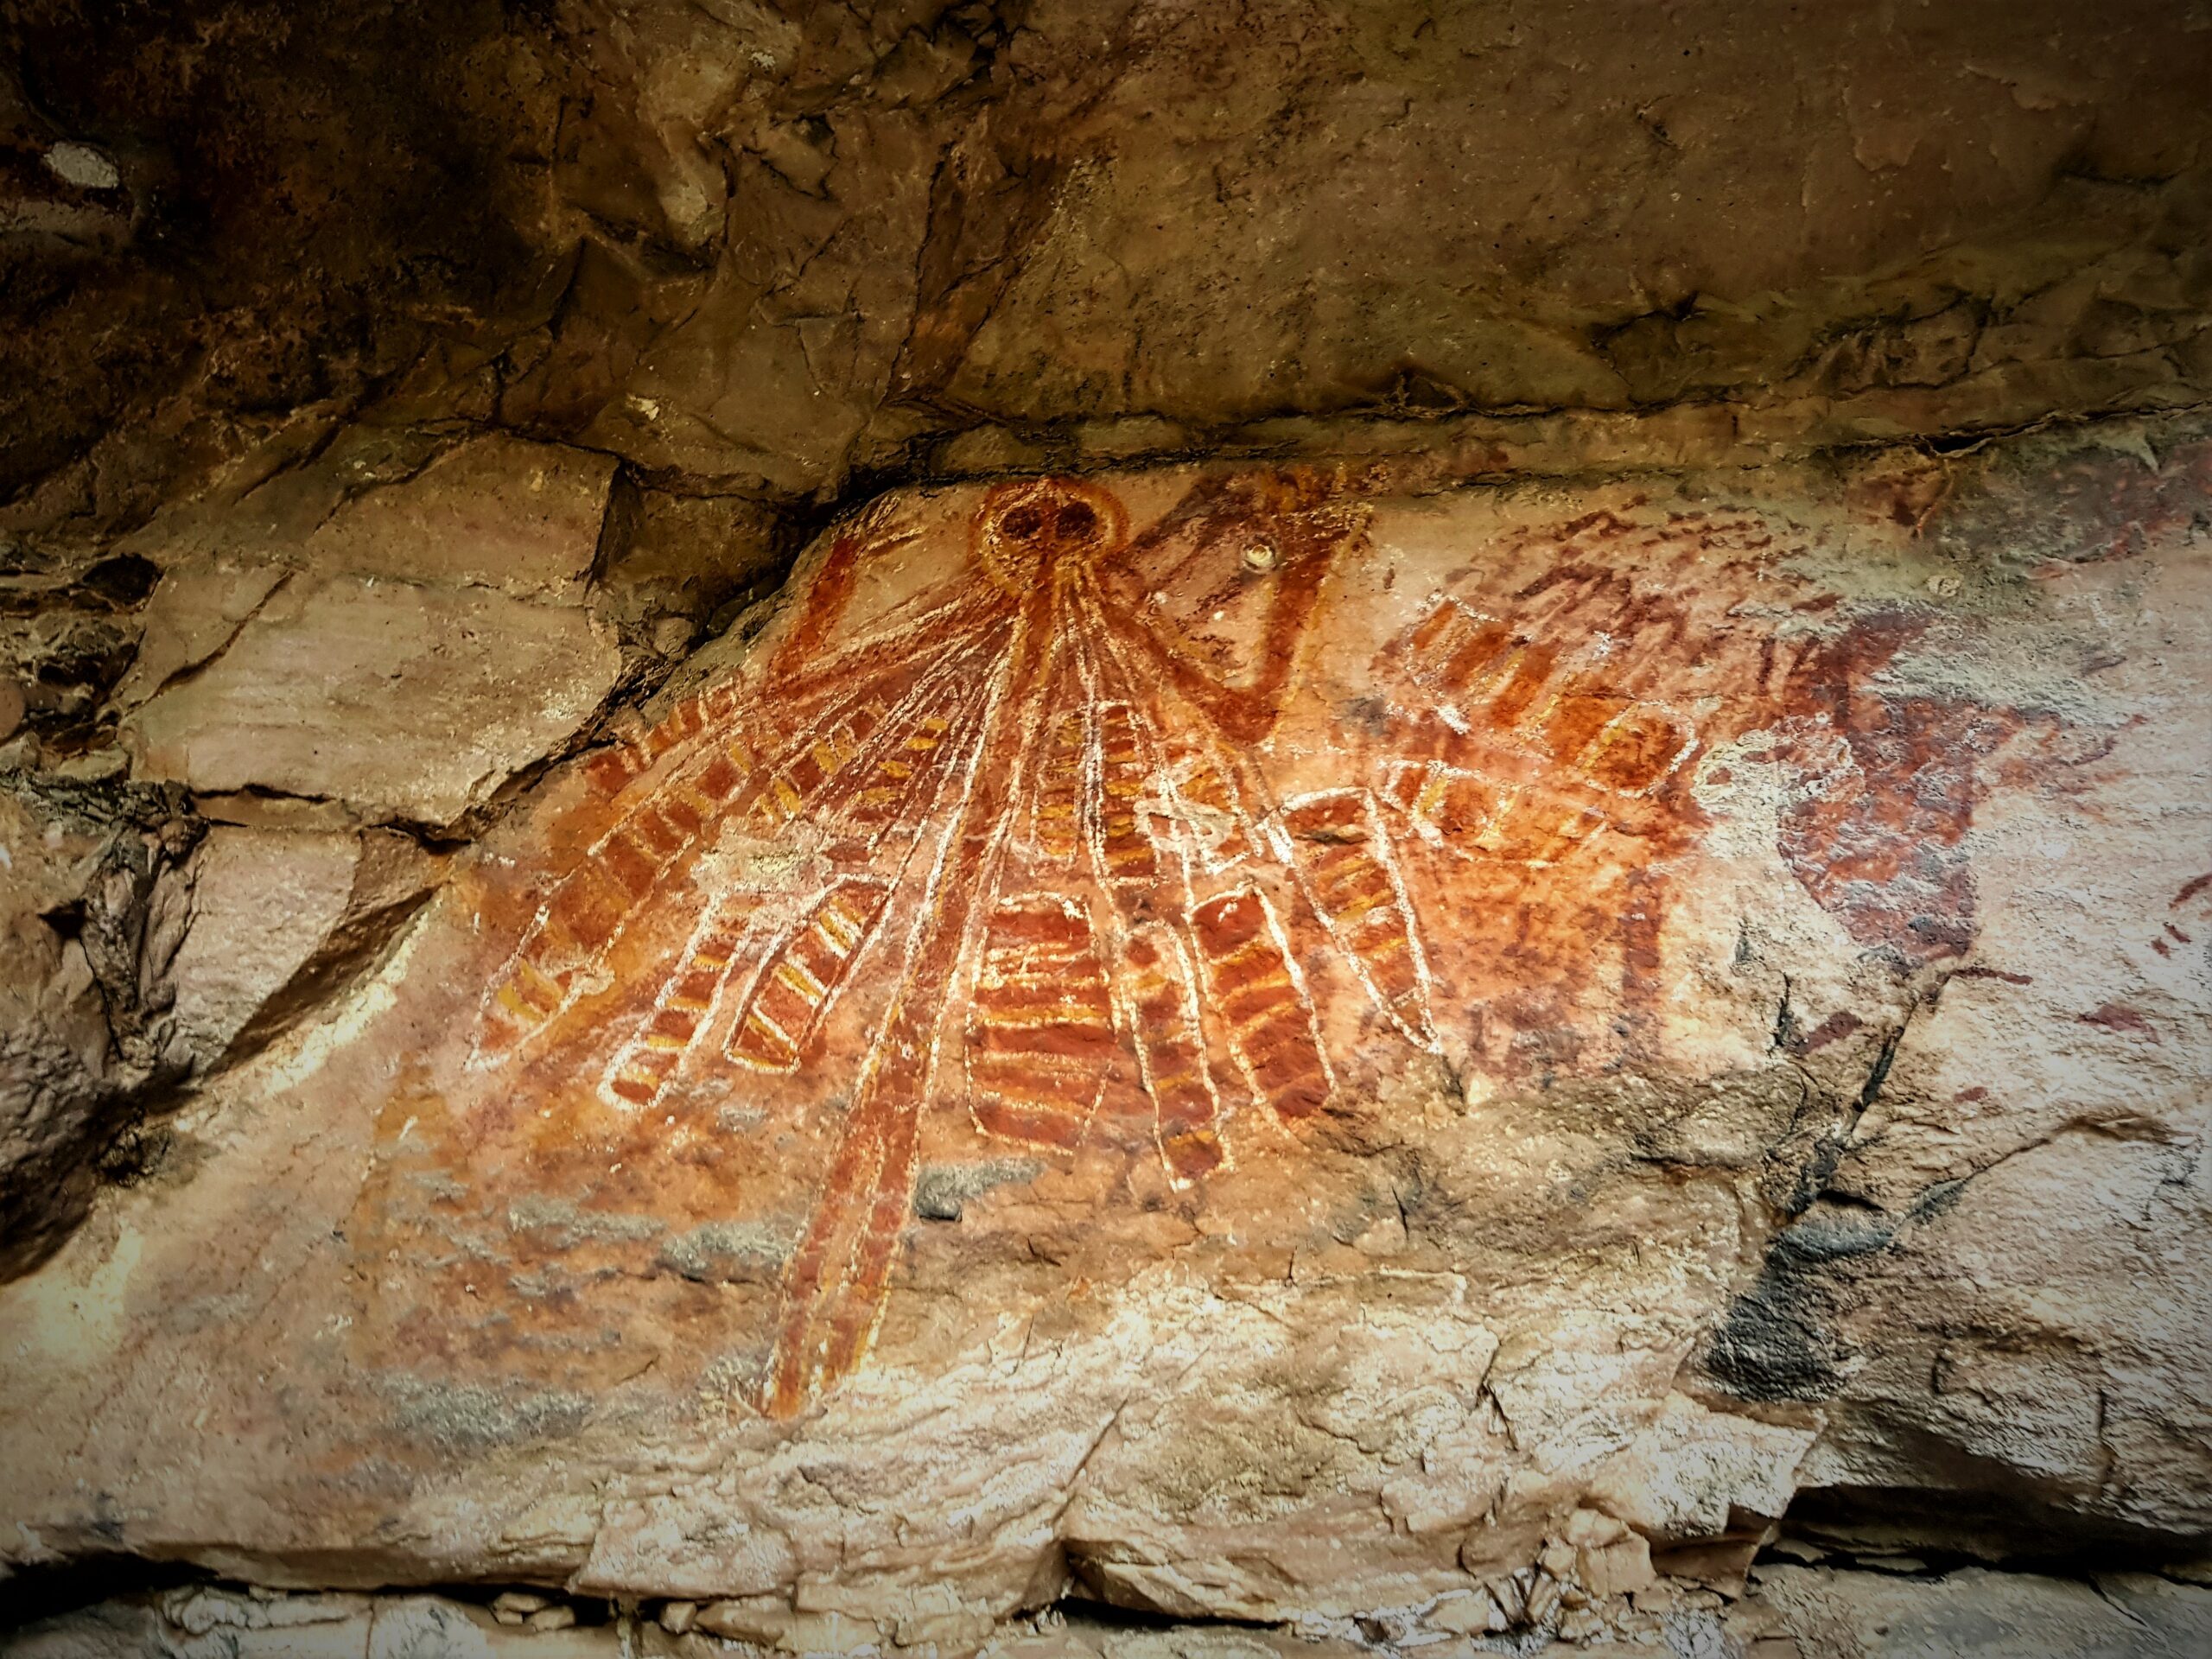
[0,0,560,529]
[111,431,628,831]
[16,1568,2212,1659]
[0,773,198,1279]
[5,3,2212,1649]
[8,2,2212,536]
[2,423,2205,1649]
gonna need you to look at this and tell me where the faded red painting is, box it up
[359,469,2059,1419]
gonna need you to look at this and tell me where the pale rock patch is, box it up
[124,575,621,830]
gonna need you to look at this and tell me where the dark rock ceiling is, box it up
[4,0,2209,537]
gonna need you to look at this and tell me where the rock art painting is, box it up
[360,466,2064,1421]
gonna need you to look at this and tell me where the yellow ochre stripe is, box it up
[772,959,827,1003]
[744,1009,793,1050]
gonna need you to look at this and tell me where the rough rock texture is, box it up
[0,779,448,1287]
[165,827,442,1071]
[14,1567,2212,1657]
[0,772,199,1279]
[124,573,620,830]
[1,422,2205,1652]
[579,0,2212,493]
[0,2,561,530]
[8,1,2212,537]
[4,3,2212,1651]
[1696,433,2212,1560]
[109,431,628,831]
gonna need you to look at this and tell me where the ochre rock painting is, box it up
[365,468,2052,1419]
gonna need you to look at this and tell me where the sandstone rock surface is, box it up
[123,575,621,829]
[6,8,2212,1649]
[10,3,2212,540]
[16,1567,2212,1658]
[103,430,632,830]
[294,434,617,599]
[560,0,2212,497]
[0,772,198,1279]
[166,826,442,1071]
[3,423,2204,1649]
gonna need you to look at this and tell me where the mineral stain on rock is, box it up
[353,465,2066,1431]
[1701,1210,1898,1403]
[3,4,2212,1642]
[0,417,2203,1643]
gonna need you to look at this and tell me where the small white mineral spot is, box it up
[44,141,120,191]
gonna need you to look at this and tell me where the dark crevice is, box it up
[1770,974,1797,1053]
[0,1564,632,1637]
[768,391,2212,539]
[1770,1484,2212,1576]
[1046,1594,1283,1635]
[0,1554,207,1632]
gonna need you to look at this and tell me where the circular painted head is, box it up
[973,477,1129,594]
